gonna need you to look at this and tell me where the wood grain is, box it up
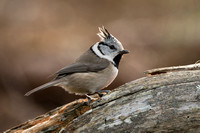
[5,66,200,133]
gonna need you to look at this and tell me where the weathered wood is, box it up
[145,63,200,75]
[4,66,200,133]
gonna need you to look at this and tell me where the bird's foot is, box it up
[95,90,110,97]
[85,94,97,106]
[84,90,110,105]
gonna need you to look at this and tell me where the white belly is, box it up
[58,64,118,95]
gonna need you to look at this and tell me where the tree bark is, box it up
[4,65,200,133]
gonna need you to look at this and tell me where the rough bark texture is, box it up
[4,68,200,133]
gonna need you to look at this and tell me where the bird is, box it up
[25,26,129,102]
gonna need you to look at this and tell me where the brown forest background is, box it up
[1,0,200,132]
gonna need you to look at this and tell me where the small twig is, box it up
[145,63,200,75]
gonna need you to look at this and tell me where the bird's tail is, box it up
[25,80,60,96]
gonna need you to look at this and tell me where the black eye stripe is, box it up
[97,44,105,55]
[99,42,116,50]
[99,41,108,46]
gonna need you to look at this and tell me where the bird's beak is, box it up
[119,50,129,55]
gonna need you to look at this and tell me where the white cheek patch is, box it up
[92,43,115,65]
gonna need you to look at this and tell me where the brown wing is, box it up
[54,49,110,80]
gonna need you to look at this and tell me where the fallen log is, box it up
[5,64,200,133]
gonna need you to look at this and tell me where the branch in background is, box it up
[145,63,200,75]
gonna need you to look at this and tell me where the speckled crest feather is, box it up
[97,26,112,40]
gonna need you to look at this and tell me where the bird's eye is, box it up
[109,45,116,50]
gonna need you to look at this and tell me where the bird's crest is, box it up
[97,26,113,40]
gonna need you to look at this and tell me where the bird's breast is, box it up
[58,63,118,95]
[100,63,118,87]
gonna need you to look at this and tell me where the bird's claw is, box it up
[95,90,110,97]
[85,94,97,105]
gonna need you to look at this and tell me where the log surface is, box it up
[4,68,200,133]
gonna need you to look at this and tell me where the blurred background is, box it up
[1,0,200,132]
